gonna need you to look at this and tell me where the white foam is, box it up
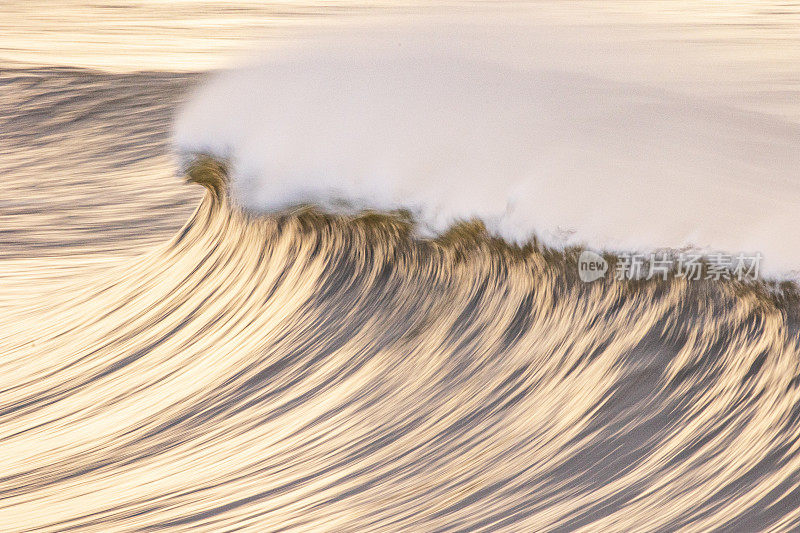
[174,25,800,273]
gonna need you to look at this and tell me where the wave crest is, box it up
[174,29,800,273]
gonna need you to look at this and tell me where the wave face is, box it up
[175,31,800,273]
[3,189,800,531]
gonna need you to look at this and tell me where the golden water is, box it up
[3,2,800,531]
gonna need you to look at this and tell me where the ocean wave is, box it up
[5,19,800,532]
[3,184,800,530]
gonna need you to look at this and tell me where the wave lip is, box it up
[185,153,229,201]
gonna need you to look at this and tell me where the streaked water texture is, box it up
[4,172,800,531]
[3,2,800,532]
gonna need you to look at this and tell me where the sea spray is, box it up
[174,27,800,274]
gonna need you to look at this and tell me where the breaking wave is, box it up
[4,181,800,530]
[5,23,800,533]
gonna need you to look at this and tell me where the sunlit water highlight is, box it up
[2,2,800,531]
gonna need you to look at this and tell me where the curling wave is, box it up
[4,17,800,531]
[3,177,800,530]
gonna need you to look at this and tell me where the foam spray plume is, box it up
[175,28,800,273]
